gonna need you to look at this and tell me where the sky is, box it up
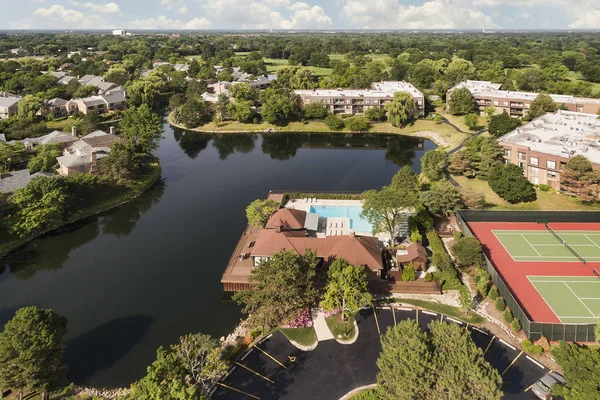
[3,0,600,31]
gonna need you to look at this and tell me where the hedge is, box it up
[426,230,461,290]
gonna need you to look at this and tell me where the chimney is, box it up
[109,126,115,135]
[90,151,97,164]
[71,126,77,136]
[276,225,282,233]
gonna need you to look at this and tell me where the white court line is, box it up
[421,311,437,316]
[557,315,600,318]
[585,234,600,250]
[529,280,600,283]
[521,234,543,257]
[396,307,413,311]
[530,244,599,247]
[526,356,546,369]
[472,327,489,335]
[241,348,254,361]
[564,282,597,317]
[446,317,463,325]
[580,297,600,299]
[499,339,516,351]
[491,231,517,261]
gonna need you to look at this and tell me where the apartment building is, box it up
[448,80,600,118]
[295,81,425,116]
[498,110,600,189]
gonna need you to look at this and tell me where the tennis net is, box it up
[545,224,587,265]
[594,268,600,279]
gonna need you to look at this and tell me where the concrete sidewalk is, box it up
[312,309,334,341]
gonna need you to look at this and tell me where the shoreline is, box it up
[168,112,452,148]
[0,161,162,260]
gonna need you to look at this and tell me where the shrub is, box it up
[426,230,461,290]
[489,163,537,204]
[424,272,433,282]
[344,116,371,132]
[451,236,484,267]
[410,229,423,243]
[476,272,491,297]
[511,319,522,333]
[538,184,551,192]
[502,309,514,323]
[488,286,499,300]
[521,339,544,355]
[453,231,463,240]
[325,114,345,131]
[402,263,416,282]
[495,297,506,311]
[434,114,443,124]
[303,103,328,119]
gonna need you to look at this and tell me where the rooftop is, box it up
[0,169,53,194]
[295,81,423,99]
[498,110,600,165]
[0,92,21,108]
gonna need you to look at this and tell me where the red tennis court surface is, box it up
[467,222,600,323]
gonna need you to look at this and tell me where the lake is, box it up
[0,124,435,387]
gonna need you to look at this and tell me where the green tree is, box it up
[444,58,477,85]
[385,91,416,127]
[362,166,419,247]
[402,263,416,282]
[77,110,103,136]
[228,100,255,123]
[345,116,370,132]
[230,83,259,104]
[528,93,557,120]
[488,112,520,138]
[126,73,166,107]
[233,249,318,329]
[8,177,69,237]
[217,70,233,82]
[179,99,209,129]
[320,258,372,321]
[464,113,480,131]
[596,318,600,342]
[478,138,505,179]
[459,285,473,312]
[421,149,447,182]
[560,155,600,202]
[0,307,68,400]
[27,144,61,173]
[245,199,279,227]
[325,114,345,131]
[0,141,27,173]
[98,142,141,185]
[448,87,475,116]
[420,180,462,217]
[551,341,600,400]
[376,320,503,400]
[489,163,537,203]
[119,104,164,153]
[17,95,42,121]
[260,88,301,125]
[452,236,484,267]
[214,93,230,122]
[302,103,328,119]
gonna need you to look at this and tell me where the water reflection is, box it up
[173,130,424,166]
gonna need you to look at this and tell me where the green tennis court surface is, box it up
[493,230,600,262]
[528,276,600,324]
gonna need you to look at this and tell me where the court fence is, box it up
[457,210,598,342]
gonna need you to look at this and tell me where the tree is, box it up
[448,87,475,116]
[489,163,537,203]
[260,88,301,125]
[488,112,520,138]
[364,106,387,122]
[561,155,600,202]
[478,138,505,179]
[0,142,27,173]
[8,177,69,237]
[459,285,474,312]
[228,100,255,123]
[385,91,416,127]
[461,188,486,209]
[452,236,484,267]
[217,70,233,82]
[528,93,557,120]
[119,104,164,153]
[214,93,230,122]
[230,83,259,104]
[464,113,480,131]
[175,334,228,395]
[376,320,502,400]
[420,149,446,182]
[233,249,318,329]
[18,95,42,121]
[551,341,600,400]
[444,58,477,85]
[77,110,102,136]
[126,73,166,107]
[245,199,279,227]
[320,258,372,321]
[179,99,209,129]
[98,142,141,185]
[27,144,61,173]
[596,318,600,342]
[448,150,476,176]
[302,103,328,119]
[361,166,419,247]
[421,180,462,217]
[402,263,416,282]
[345,116,370,132]
[0,307,68,400]
[325,114,345,131]
[169,93,184,111]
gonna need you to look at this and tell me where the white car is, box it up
[531,372,566,400]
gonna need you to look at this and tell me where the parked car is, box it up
[531,372,566,399]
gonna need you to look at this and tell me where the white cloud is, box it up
[69,1,122,15]
[339,0,498,29]
[289,2,310,11]
[569,9,600,28]
[127,15,211,29]
[33,5,85,21]
[31,4,114,28]
[282,5,331,28]
[161,0,188,14]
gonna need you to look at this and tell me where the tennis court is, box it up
[493,229,600,262]
[528,276,600,324]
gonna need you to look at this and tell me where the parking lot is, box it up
[211,308,549,400]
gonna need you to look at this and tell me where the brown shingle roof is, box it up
[396,243,428,264]
[265,208,306,230]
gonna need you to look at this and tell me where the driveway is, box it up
[211,308,548,400]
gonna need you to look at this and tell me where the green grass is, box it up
[278,326,317,347]
[453,175,600,211]
[263,57,332,76]
[325,314,357,341]
[389,298,486,325]
[437,107,488,132]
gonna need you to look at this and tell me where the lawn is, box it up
[263,57,332,76]
[437,106,488,133]
[389,298,486,325]
[566,71,600,96]
[325,314,357,341]
[279,326,317,347]
[453,175,600,211]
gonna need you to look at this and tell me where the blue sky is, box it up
[2,0,600,30]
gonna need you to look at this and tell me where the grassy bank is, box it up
[0,160,161,259]
[169,112,469,150]
[389,298,486,325]
[453,175,600,211]
[279,326,318,347]
[326,315,357,341]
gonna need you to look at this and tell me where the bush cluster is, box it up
[521,339,544,355]
[426,230,461,290]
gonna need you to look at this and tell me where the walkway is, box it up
[312,310,334,341]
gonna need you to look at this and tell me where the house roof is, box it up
[57,153,91,168]
[396,243,428,264]
[0,169,53,194]
[47,98,68,107]
[57,76,76,85]
[251,230,384,271]
[80,75,105,87]
[265,208,306,230]
[24,130,77,146]
[0,92,21,109]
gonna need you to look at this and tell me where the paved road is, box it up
[212,308,548,400]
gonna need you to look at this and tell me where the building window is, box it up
[504,149,511,157]
[325,99,330,104]
[546,160,556,170]
[518,152,526,161]
[530,156,538,166]
[525,103,530,108]
[365,100,370,105]
[346,100,351,104]
[577,106,583,112]
[519,162,526,170]
[530,166,539,175]
[417,100,423,105]
[493,100,499,106]
[503,101,509,106]
[548,171,557,179]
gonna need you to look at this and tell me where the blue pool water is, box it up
[309,205,374,233]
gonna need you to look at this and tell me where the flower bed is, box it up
[282,309,313,328]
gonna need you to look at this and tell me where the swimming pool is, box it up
[309,205,374,233]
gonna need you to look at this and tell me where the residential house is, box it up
[57,128,119,176]
[0,170,53,194]
[447,80,600,118]
[0,92,21,119]
[74,89,127,115]
[498,110,600,190]
[396,243,428,271]
[22,129,78,151]
[295,81,425,116]
[40,98,77,118]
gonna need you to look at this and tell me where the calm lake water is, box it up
[0,123,435,387]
